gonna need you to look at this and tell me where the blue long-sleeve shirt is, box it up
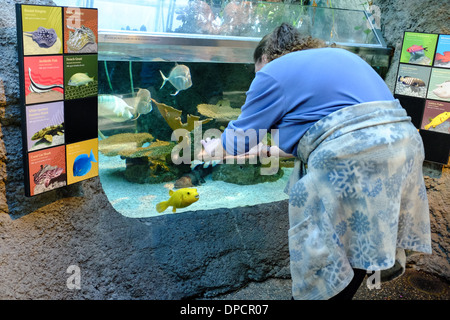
[221,47,394,156]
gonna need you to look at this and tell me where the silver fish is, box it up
[159,64,192,96]
[28,68,63,93]
[133,88,153,114]
[98,94,135,122]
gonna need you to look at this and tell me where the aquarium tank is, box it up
[54,0,392,218]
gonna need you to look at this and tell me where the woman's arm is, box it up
[200,138,293,160]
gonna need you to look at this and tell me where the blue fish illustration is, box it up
[73,149,97,177]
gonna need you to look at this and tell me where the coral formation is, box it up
[152,98,211,131]
[98,132,155,157]
[197,100,241,124]
[99,132,177,160]
[212,160,284,185]
[98,132,189,184]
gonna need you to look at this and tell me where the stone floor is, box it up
[212,268,450,300]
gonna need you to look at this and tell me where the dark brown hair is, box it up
[254,23,327,64]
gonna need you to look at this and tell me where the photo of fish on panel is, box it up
[395,64,431,98]
[421,100,450,134]
[96,60,293,218]
[24,56,64,105]
[427,68,450,102]
[400,32,438,67]
[434,34,450,68]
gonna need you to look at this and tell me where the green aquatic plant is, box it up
[102,60,135,97]
[128,140,175,159]
[98,132,155,157]
[103,60,113,92]
[196,100,241,124]
[98,132,177,159]
[129,61,135,97]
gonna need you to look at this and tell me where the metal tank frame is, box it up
[96,3,392,69]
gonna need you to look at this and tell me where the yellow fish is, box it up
[424,111,450,130]
[156,188,199,213]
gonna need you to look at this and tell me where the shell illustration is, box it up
[24,27,58,48]
[67,25,96,51]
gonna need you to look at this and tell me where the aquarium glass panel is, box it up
[56,1,387,63]
[57,1,382,44]
[98,60,293,217]
[53,0,392,217]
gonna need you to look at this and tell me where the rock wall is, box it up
[374,0,450,279]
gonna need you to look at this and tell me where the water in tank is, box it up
[56,0,391,217]
[97,57,294,217]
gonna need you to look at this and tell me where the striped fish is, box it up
[398,76,425,87]
[28,68,64,93]
[33,164,63,187]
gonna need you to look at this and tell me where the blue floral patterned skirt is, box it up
[285,100,432,300]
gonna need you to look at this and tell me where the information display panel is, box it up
[395,32,450,164]
[16,4,99,196]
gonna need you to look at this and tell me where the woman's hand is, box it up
[201,137,293,160]
[200,137,223,158]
